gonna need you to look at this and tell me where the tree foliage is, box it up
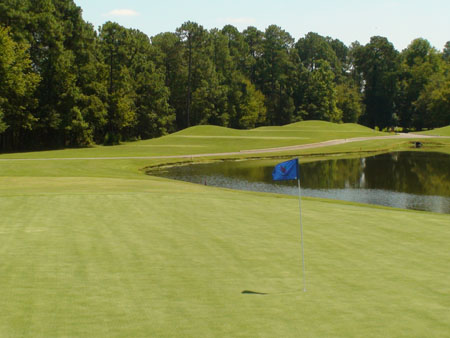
[352,36,400,129]
[0,27,39,149]
[397,39,445,129]
[0,0,448,151]
[414,63,450,128]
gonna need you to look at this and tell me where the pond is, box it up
[149,152,450,214]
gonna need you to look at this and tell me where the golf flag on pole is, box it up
[272,158,299,181]
[272,158,306,292]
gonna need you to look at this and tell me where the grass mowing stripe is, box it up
[0,176,449,337]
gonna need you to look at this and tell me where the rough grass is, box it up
[1,121,449,337]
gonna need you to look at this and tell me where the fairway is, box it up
[1,122,449,337]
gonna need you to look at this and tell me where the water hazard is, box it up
[149,152,450,214]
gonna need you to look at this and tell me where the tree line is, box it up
[1,0,449,151]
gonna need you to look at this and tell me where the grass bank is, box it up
[0,121,449,337]
[418,125,450,136]
[1,121,385,160]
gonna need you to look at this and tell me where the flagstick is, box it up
[297,174,306,292]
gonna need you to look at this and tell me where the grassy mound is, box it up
[169,124,244,136]
[418,125,450,136]
[0,121,385,160]
[172,120,381,136]
[271,120,379,132]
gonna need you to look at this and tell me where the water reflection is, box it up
[149,152,450,214]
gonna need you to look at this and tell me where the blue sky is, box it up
[73,0,449,51]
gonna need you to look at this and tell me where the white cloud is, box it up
[103,9,140,17]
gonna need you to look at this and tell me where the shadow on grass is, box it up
[242,289,306,295]
[241,290,267,295]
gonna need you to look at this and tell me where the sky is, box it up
[73,0,449,51]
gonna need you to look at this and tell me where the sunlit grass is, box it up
[0,121,384,159]
[0,121,449,337]
[418,125,450,136]
[1,177,449,337]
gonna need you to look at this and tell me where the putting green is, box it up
[0,177,449,337]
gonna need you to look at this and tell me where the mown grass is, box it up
[0,121,384,159]
[1,121,449,337]
[418,125,450,136]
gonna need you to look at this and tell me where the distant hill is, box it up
[418,126,450,136]
[168,121,381,137]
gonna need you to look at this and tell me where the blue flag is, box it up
[272,158,299,181]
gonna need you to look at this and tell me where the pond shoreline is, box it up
[149,151,450,214]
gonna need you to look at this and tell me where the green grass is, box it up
[0,121,384,160]
[1,121,449,337]
[1,177,449,337]
[418,125,450,136]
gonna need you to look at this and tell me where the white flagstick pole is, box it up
[297,163,306,292]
